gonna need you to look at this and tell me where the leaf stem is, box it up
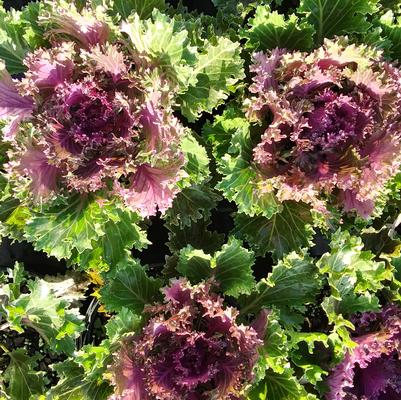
[0,343,9,354]
[0,322,10,331]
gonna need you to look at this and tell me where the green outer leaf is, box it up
[180,133,210,185]
[0,10,27,74]
[177,238,256,297]
[380,11,401,61]
[47,360,112,400]
[178,37,244,121]
[204,105,249,160]
[217,155,280,218]
[105,307,143,343]
[243,5,315,51]
[212,0,257,14]
[3,349,44,400]
[100,259,162,313]
[166,217,225,255]
[5,261,25,300]
[298,0,378,44]
[100,207,148,265]
[25,195,105,260]
[253,312,289,383]
[240,251,321,315]
[121,10,197,90]
[177,246,213,283]
[72,206,149,270]
[317,230,392,317]
[0,197,20,222]
[247,368,318,400]
[166,184,221,228]
[25,196,147,268]
[234,201,314,260]
[214,237,256,297]
[0,2,46,74]
[318,230,391,299]
[215,115,280,218]
[339,292,380,315]
[111,0,165,20]
[6,279,84,355]
[289,332,330,385]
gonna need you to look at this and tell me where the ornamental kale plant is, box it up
[10,41,186,216]
[110,279,263,400]
[0,0,243,266]
[2,1,401,400]
[247,39,401,218]
[217,38,401,220]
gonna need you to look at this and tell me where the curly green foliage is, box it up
[110,0,166,20]
[24,195,148,269]
[178,36,244,121]
[298,0,379,44]
[100,258,162,313]
[234,201,315,260]
[177,237,256,297]
[379,11,401,61]
[0,264,84,356]
[240,251,322,328]
[318,230,393,317]
[243,5,315,51]
[0,1,47,74]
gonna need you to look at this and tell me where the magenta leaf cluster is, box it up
[1,20,186,217]
[326,305,401,400]
[247,39,401,217]
[110,279,263,400]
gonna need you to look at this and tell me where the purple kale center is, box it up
[56,83,133,155]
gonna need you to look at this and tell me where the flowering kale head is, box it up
[326,305,401,400]
[1,9,187,217]
[247,39,401,217]
[110,279,262,400]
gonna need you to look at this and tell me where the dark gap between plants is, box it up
[0,238,67,276]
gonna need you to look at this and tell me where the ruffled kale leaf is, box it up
[239,251,322,327]
[248,369,319,400]
[47,309,143,399]
[243,5,315,51]
[249,316,321,400]
[121,10,198,90]
[0,263,84,355]
[177,237,256,297]
[2,349,45,400]
[70,206,150,271]
[100,258,163,313]
[178,36,244,121]
[318,230,393,317]
[166,216,225,254]
[0,2,46,74]
[379,11,401,61]
[110,0,166,20]
[213,112,281,218]
[105,307,143,343]
[298,0,379,44]
[47,358,112,400]
[166,184,221,228]
[24,195,148,269]
[180,133,210,185]
[234,201,315,260]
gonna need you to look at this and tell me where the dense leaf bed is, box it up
[1,0,401,399]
